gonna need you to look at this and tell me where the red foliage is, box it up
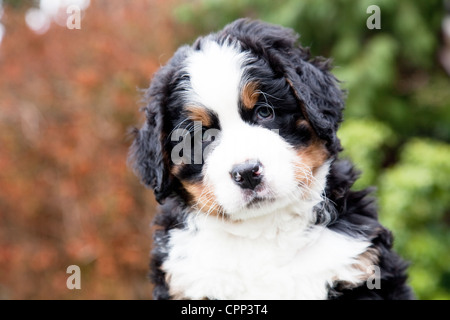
[0,1,181,299]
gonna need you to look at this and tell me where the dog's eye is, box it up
[255,106,274,121]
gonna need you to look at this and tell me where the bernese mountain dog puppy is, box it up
[129,19,414,300]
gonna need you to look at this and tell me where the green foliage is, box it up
[338,119,396,188]
[174,0,450,299]
[379,139,450,299]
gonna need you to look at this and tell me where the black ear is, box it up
[129,108,172,204]
[284,55,345,155]
[129,46,191,203]
[129,58,181,203]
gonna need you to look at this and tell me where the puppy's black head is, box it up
[130,19,345,219]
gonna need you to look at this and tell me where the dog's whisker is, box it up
[256,89,283,102]
[166,119,196,144]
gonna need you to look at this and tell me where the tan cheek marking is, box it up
[294,140,329,188]
[186,105,212,127]
[241,81,260,110]
[181,180,224,217]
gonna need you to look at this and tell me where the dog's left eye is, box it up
[255,106,274,121]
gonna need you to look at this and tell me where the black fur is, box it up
[129,18,414,300]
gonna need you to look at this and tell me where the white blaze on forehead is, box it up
[185,40,248,127]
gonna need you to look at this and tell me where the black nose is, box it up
[230,160,263,190]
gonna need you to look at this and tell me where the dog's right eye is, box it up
[255,106,274,121]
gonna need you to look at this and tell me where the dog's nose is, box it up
[230,160,263,190]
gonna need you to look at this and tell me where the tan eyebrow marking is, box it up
[241,81,260,110]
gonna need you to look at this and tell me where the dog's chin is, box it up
[223,193,295,222]
[241,185,275,208]
[246,196,275,209]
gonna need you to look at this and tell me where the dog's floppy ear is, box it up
[284,55,345,154]
[129,59,180,203]
[130,110,171,203]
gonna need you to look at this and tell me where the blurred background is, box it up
[0,0,448,300]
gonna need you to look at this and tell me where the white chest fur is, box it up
[162,209,372,300]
